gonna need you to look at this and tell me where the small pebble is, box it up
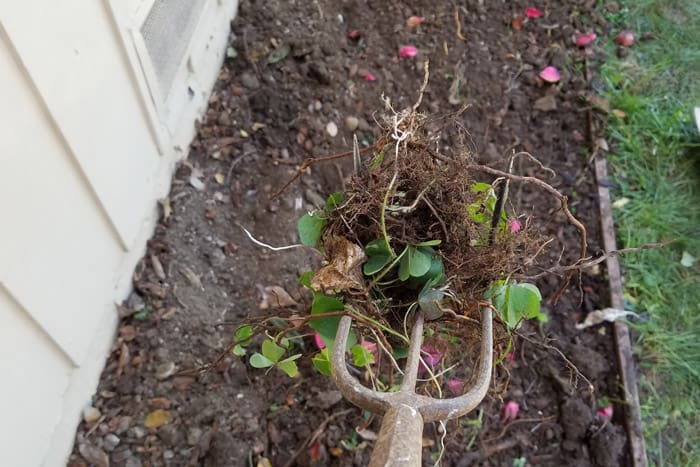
[103,433,120,452]
[344,116,359,132]
[163,450,175,460]
[326,121,338,137]
[128,426,147,439]
[83,406,102,424]
[154,361,176,380]
[78,444,109,467]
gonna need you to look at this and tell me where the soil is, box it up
[69,1,629,466]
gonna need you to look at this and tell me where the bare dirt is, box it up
[69,1,629,466]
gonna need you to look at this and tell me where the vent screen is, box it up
[140,0,206,98]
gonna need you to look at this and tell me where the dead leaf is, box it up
[144,409,172,428]
[612,109,626,118]
[117,342,130,376]
[151,254,166,281]
[159,197,172,223]
[180,267,204,290]
[256,458,272,467]
[210,151,222,160]
[356,428,378,441]
[586,94,611,114]
[512,14,523,31]
[214,173,225,185]
[160,307,177,320]
[311,236,367,292]
[260,286,297,309]
[240,129,249,138]
[116,303,137,319]
[251,122,266,132]
[575,308,639,329]
[595,137,609,151]
[119,325,137,341]
[309,441,322,462]
[189,167,205,190]
[147,397,172,409]
[329,447,344,457]
[172,376,195,391]
[533,95,557,112]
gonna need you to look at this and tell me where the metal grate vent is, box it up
[140,0,206,98]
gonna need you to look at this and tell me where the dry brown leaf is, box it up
[119,325,136,341]
[311,236,366,293]
[180,267,203,290]
[147,397,172,409]
[159,197,172,223]
[150,254,166,280]
[251,122,266,131]
[144,409,172,428]
[117,342,130,376]
[214,173,225,185]
[262,286,297,308]
[210,151,222,159]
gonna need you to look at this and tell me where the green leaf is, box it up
[299,271,314,288]
[415,239,442,246]
[309,294,355,349]
[276,357,299,377]
[297,212,326,247]
[232,345,246,356]
[311,295,344,314]
[369,151,385,171]
[261,339,286,363]
[312,349,332,376]
[392,347,408,359]
[235,325,253,345]
[508,283,542,320]
[249,353,274,368]
[470,182,492,193]
[399,246,431,280]
[363,239,394,275]
[326,192,344,210]
[351,344,375,366]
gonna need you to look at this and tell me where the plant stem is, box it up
[345,305,410,343]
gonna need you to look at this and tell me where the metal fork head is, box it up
[331,308,493,466]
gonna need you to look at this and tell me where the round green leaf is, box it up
[249,353,274,368]
[297,212,326,247]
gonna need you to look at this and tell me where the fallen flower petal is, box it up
[447,379,464,395]
[399,45,418,58]
[507,218,522,233]
[418,346,442,373]
[347,30,360,40]
[506,352,516,362]
[538,66,561,83]
[614,30,635,47]
[576,33,597,46]
[363,72,377,82]
[407,16,424,28]
[314,333,325,349]
[525,7,542,19]
[502,400,520,423]
[597,403,613,420]
[512,14,524,31]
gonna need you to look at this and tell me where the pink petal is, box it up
[418,346,442,373]
[314,333,325,350]
[597,404,613,420]
[399,45,418,58]
[407,16,424,28]
[347,30,360,40]
[364,72,377,82]
[506,352,516,362]
[447,379,464,395]
[576,33,597,46]
[502,401,520,423]
[538,66,561,83]
[525,7,542,19]
[507,218,522,233]
[614,31,635,47]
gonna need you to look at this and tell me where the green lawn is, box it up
[598,0,700,464]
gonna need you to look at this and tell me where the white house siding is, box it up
[0,0,237,465]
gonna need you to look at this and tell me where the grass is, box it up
[598,0,700,464]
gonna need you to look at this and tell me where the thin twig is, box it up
[454,7,466,41]
[482,415,556,443]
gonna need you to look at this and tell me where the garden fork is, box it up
[331,308,493,466]
[332,136,493,466]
